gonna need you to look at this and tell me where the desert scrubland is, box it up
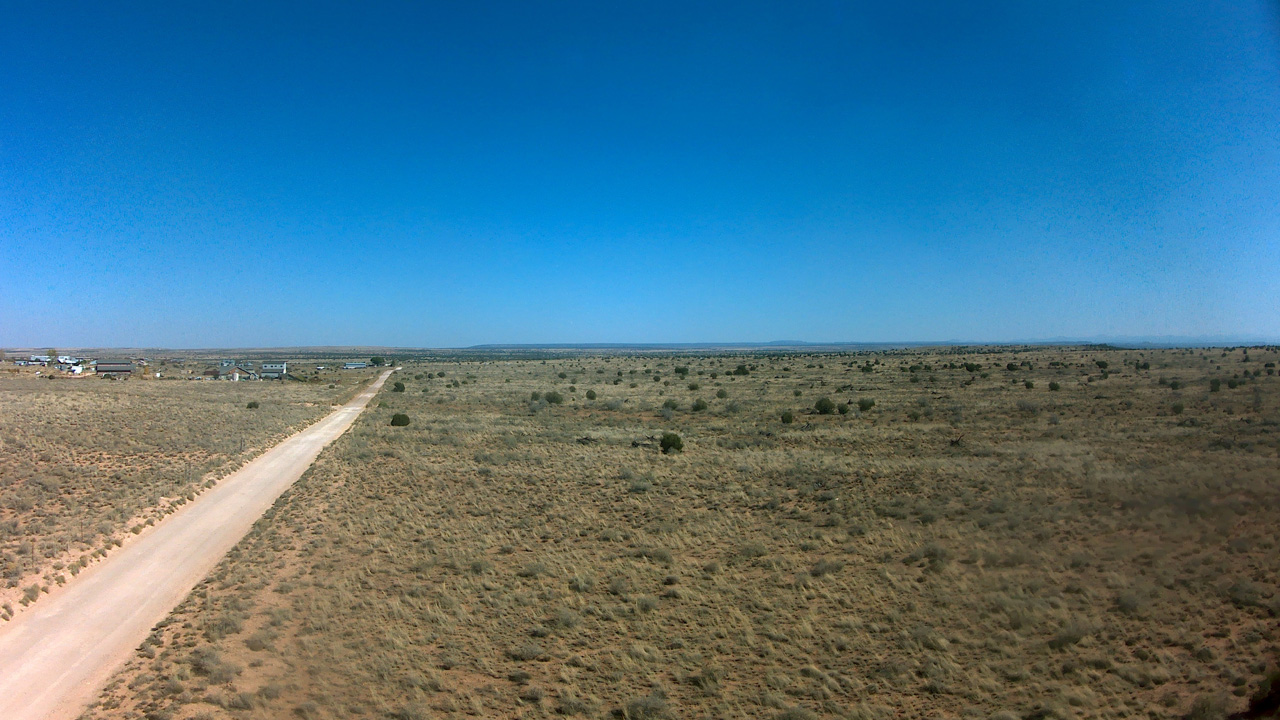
[73,346,1279,720]
[0,368,375,619]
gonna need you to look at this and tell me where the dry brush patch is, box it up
[78,347,1280,719]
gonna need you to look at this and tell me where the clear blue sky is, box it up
[2,2,1277,348]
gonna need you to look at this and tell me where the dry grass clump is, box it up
[79,346,1280,719]
[0,370,370,617]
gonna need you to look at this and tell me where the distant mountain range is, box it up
[5,335,1275,355]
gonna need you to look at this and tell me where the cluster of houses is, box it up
[5,354,373,380]
[195,360,287,381]
[9,355,143,377]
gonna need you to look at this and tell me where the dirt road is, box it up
[0,368,395,720]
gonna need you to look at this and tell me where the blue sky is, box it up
[2,2,1277,347]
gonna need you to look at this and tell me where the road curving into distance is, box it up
[0,368,396,720]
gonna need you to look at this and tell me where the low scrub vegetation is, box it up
[77,347,1280,720]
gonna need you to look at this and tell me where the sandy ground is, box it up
[0,369,394,720]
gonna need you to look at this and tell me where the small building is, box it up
[260,362,288,379]
[96,361,134,377]
[343,362,367,369]
[228,366,258,381]
[29,355,51,365]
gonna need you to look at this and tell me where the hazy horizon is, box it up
[5,332,1279,355]
[3,2,1278,347]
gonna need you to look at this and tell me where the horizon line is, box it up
[4,335,1279,354]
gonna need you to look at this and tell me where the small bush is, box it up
[1210,378,1221,392]
[1024,380,1034,389]
[837,402,850,415]
[1171,402,1185,415]
[814,397,836,414]
[544,391,565,404]
[691,398,709,412]
[660,432,683,454]
[246,401,259,409]
[1048,381,1061,391]
[586,389,597,400]
[715,389,728,399]
[390,414,411,426]
[780,411,794,424]
[857,398,875,412]
[509,643,545,661]
[392,381,405,393]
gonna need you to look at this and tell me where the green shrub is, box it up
[1171,402,1185,415]
[780,411,794,424]
[732,364,750,376]
[715,389,728,399]
[1024,381,1034,389]
[544,391,565,404]
[691,398,709,412]
[857,398,875,412]
[1095,360,1108,370]
[392,381,405,393]
[660,432,683,454]
[1210,378,1221,392]
[530,391,541,401]
[662,399,679,410]
[246,401,259,409]
[814,397,836,414]
[837,403,850,415]
[1049,381,1061,391]
[586,389,597,400]
[390,414,411,426]
[688,383,700,391]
